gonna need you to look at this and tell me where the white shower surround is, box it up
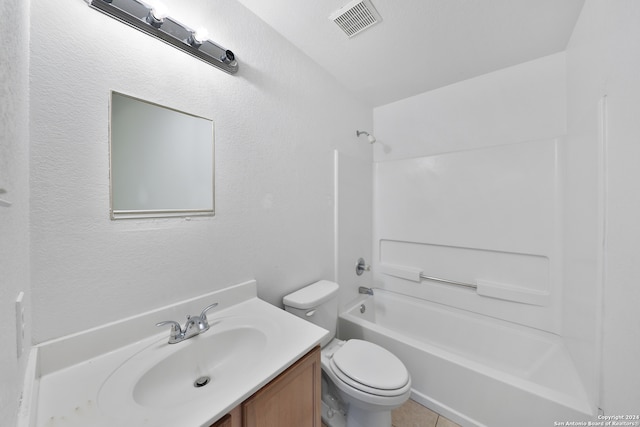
[369,52,604,419]
[373,138,561,333]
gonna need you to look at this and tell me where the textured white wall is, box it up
[29,0,371,344]
[0,0,31,424]
[566,0,640,414]
[335,151,373,310]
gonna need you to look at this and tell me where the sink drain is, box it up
[194,376,211,388]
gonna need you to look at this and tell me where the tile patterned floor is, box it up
[392,399,462,427]
[321,399,462,427]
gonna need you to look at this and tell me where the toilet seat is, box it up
[329,339,410,397]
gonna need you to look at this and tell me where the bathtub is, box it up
[338,289,594,427]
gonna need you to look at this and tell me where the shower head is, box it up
[356,130,376,144]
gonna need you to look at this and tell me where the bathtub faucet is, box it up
[358,286,374,295]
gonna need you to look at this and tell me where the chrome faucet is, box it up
[156,302,218,344]
[358,286,374,295]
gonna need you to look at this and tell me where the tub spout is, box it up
[358,286,374,295]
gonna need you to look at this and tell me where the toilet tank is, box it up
[283,280,339,347]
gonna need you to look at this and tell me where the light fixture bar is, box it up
[88,0,238,74]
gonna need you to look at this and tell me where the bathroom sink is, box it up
[133,326,267,407]
[33,283,329,427]
[97,314,275,421]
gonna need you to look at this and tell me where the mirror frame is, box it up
[109,91,215,220]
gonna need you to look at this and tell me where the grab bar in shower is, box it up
[380,263,550,306]
[418,274,477,289]
[380,263,476,289]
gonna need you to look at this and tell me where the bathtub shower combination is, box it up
[339,289,593,427]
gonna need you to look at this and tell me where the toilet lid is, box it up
[331,339,409,392]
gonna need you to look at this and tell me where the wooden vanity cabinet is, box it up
[209,405,242,427]
[209,411,235,427]
[209,346,321,427]
[243,346,321,427]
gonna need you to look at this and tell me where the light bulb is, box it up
[193,28,209,44]
[146,0,168,18]
[150,6,167,20]
[145,2,167,27]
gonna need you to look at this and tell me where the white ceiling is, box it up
[236,0,585,107]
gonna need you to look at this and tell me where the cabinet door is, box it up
[210,414,232,427]
[210,406,241,427]
[243,346,321,427]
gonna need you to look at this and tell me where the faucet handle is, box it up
[200,302,218,320]
[199,302,218,330]
[156,320,183,344]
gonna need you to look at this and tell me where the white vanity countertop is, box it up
[31,281,328,427]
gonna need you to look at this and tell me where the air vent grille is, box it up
[330,0,382,38]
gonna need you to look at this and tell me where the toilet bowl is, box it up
[283,280,411,427]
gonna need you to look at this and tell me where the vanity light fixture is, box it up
[86,0,238,74]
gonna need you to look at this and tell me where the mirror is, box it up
[109,92,214,219]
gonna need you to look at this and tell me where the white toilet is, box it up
[283,280,411,427]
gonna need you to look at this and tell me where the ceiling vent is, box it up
[330,0,382,38]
